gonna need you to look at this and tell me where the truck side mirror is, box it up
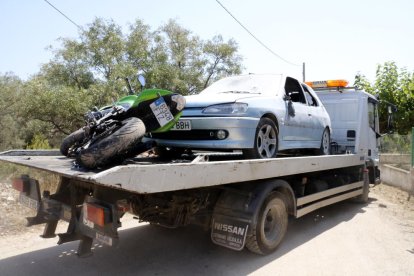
[386,105,397,134]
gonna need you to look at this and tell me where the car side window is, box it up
[302,85,318,107]
[285,77,306,104]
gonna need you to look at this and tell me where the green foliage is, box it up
[380,133,411,154]
[354,61,414,134]
[50,17,243,96]
[21,77,93,135]
[0,73,25,151]
[0,17,243,151]
[26,134,52,149]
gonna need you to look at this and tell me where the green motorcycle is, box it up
[60,75,185,169]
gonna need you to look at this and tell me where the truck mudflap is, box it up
[11,175,122,257]
[211,215,249,251]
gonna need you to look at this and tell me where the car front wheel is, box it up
[243,118,278,159]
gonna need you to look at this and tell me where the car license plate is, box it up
[19,193,39,211]
[171,120,191,131]
[150,97,174,127]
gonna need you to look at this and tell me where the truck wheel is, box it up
[60,128,86,157]
[243,118,278,159]
[246,192,288,255]
[77,118,146,169]
[318,128,330,155]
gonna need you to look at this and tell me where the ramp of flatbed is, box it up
[0,150,364,194]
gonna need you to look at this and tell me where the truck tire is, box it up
[243,118,278,159]
[60,128,86,157]
[246,191,288,255]
[77,117,146,169]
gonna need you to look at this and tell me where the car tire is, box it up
[245,191,288,255]
[318,128,331,155]
[243,118,278,159]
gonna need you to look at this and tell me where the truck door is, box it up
[367,98,380,160]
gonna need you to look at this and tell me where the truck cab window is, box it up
[285,77,306,104]
[368,101,377,131]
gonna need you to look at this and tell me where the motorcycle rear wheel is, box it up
[60,128,86,157]
[77,117,146,169]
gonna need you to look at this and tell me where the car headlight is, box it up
[202,103,248,115]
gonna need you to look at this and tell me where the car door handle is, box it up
[308,114,312,116]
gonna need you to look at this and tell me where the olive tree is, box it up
[354,61,414,134]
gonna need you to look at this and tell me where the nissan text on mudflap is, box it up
[0,79,390,257]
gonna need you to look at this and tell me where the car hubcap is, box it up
[257,125,277,158]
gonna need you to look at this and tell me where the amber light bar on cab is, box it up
[305,79,349,89]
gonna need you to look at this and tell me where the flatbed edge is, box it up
[0,150,365,194]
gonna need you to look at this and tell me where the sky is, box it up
[1,0,413,84]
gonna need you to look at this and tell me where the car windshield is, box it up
[200,74,282,96]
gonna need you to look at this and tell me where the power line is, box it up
[215,0,301,67]
[43,0,82,30]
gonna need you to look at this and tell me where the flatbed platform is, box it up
[0,150,364,194]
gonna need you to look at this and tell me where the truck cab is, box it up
[306,80,381,184]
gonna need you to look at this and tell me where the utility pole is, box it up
[302,62,306,82]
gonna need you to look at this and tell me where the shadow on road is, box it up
[0,200,367,276]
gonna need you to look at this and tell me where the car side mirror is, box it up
[137,74,146,90]
[283,94,291,101]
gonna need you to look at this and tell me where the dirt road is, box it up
[0,184,413,276]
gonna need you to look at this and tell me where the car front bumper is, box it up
[146,116,259,149]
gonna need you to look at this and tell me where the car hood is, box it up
[184,93,259,108]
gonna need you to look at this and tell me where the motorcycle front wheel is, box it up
[77,117,146,169]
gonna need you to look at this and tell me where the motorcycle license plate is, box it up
[171,120,191,131]
[150,97,174,127]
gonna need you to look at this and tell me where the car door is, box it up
[283,77,313,142]
[302,84,325,141]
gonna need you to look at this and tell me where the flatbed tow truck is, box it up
[0,80,384,257]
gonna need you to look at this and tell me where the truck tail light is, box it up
[84,203,111,227]
[12,177,29,193]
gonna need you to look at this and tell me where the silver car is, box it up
[149,74,331,158]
